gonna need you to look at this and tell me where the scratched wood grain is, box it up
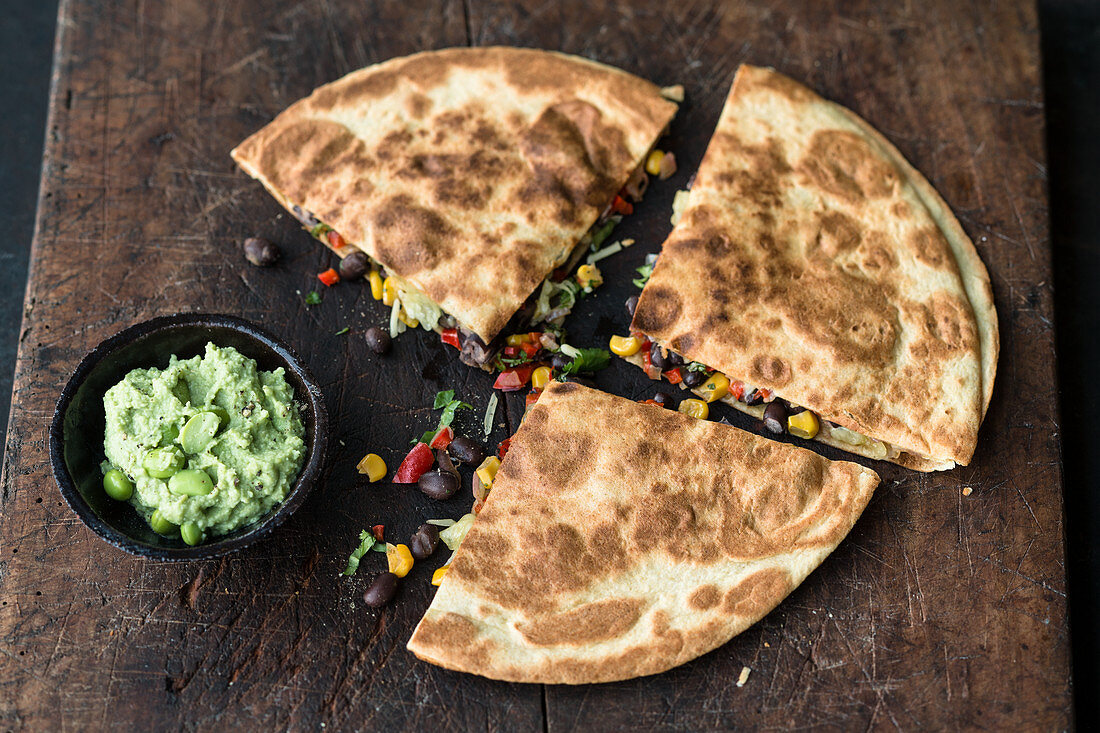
[0,0,1069,729]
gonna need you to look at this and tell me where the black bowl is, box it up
[49,313,328,560]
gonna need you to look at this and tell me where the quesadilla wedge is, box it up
[407,382,879,684]
[231,47,679,368]
[625,65,998,471]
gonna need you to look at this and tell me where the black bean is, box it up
[666,350,685,368]
[243,237,279,267]
[550,352,573,371]
[435,449,459,478]
[625,295,639,318]
[762,400,788,434]
[448,436,484,465]
[419,470,459,500]
[409,524,440,560]
[653,392,672,407]
[649,342,671,370]
[743,389,765,406]
[362,572,398,607]
[339,251,370,280]
[682,369,708,388]
[364,326,391,355]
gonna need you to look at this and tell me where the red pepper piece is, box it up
[730,381,745,401]
[493,365,535,391]
[440,328,460,349]
[518,341,540,357]
[502,346,520,358]
[757,388,773,401]
[524,390,541,410]
[317,268,340,287]
[664,368,683,384]
[326,229,346,249]
[429,426,454,450]
[394,442,434,483]
[638,399,664,407]
[371,524,385,542]
[610,195,634,215]
[498,437,513,459]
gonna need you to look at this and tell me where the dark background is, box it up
[1,0,1094,723]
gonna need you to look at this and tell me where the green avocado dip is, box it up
[100,343,306,545]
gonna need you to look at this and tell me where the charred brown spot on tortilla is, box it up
[911,226,954,270]
[723,568,792,616]
[774,273,899,366]
[405,92,432,119]
[518,101,630,221]
[688,584,722,611]
[751,355,791,386]
[516,598,644,646]
[414,612,497,668]
[370,194,457,275]
[798,129,900,204]
[810,210,863,258]
[632,285,682,333]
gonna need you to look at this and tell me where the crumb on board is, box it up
[962,486,973,497]
[736,666,751,687]
[764,641,770,647]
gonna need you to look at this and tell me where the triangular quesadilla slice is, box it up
[232,47,679,367]
[407,382,879,684]
[626,65,998,471]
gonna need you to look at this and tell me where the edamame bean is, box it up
[209,406,230,426]
[102,469,133,501]
[180,411,221,453]
[180,522,204,546]
[143,446,184,478]
[149,509,177,536]
[168,469,214,496]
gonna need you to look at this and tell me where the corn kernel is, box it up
[369,269,384,300]
[382,276,397,306]
[476,456,501,487]
[609,334,643,357]
[431,566,449,586]
[678,399,709,420]
[787,410,821,440]
[397,308,419,328]
[386,543,414,578]
[531,366,553,390]
[356,453,387,482]
[697,372,730,403]
[576,263,603,289]
[506,333,529,346]
[645,149,665,176]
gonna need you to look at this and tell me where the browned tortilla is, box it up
[231,47,678,342]
[632,65,998,470]
[407,382,879,684]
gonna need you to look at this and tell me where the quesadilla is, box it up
[231,47,679,368]
[407,382,879,683]
[625,65,998,471]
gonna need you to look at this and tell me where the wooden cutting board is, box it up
[0,0,1070,728]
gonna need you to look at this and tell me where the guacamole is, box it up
[101,343,306,544]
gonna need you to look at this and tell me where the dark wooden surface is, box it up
[0,0,1069,729]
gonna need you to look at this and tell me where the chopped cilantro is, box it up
[414,390,474,444]
[342,530,379,576]
[632,263,654,289]
[309,223,332,239]
[335,327,350,336]
[557,348,611,380]
[687,361,709,373]
[305,291,322,306]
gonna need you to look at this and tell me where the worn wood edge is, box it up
[0,0,73,500]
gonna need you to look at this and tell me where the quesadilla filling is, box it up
[290,151,674,370]
[613,324,903,461]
